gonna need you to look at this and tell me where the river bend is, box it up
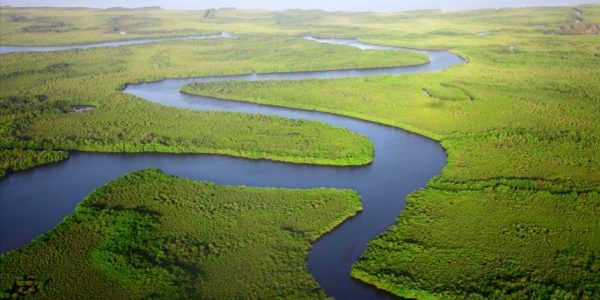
[0,34,465,299]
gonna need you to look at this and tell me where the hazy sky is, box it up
[3,0,600,11]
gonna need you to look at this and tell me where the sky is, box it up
[3,0,600,12]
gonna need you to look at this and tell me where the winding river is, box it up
[0,34,464,299]
[0,32,230,54]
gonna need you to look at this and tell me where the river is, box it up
[0,34,464,299]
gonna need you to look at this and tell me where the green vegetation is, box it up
[0,35,432,174]
[0,169,362,299]
[1,4,599,299]
[422,82,474,101]
[0,92,71,176]
[0,149,68,177]
[353,188,599,299]
[178,5,600,299]
[0,7,219,45]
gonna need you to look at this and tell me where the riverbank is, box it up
[1,38,452,299]
[0,169,362,299]
[0,35,432,176]
[175,6,600,298]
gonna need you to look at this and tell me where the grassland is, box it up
[0,7,222,45]
[1,4,599,299]
[0,169,361,299]
[178,5,600,299]
[0,149,68,177]
[0,35,433,176]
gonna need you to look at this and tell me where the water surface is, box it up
[0,32,229,54]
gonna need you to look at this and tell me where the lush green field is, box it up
[0,35,432,175]
[353,188,599,299]
[0,149,68,177]
[179,5,600,299]
[0,6,223,45]
[0,169,361,299]
[2,5,597,46]
[1,4,599,299]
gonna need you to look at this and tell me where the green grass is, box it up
[352,188,600,299]
[422,82,474,101]
[1,5,599,299]
[0,7,221,45]
[0,169,362,299]
[0,35,432,174]
[0,149,68,177]
[1,6,593,46]
[176,5,600,299]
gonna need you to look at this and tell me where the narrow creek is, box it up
[0,34,465,299]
